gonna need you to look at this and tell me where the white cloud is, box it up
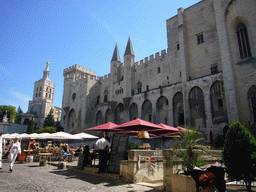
[9,90,30,102]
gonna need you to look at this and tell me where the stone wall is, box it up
[0,122,27,134]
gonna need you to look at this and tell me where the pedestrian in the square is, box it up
[8,137,21,172]
[95,132,111,173]
[0,132,5,169]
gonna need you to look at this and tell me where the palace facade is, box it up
[62,0,256,141]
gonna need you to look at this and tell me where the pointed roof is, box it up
[124,36,134,56]
[111,43,121,62]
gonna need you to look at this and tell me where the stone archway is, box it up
[68,109,76,131]
[141,99,152,122]
[248,85,256,123]
[173,92,184,127]
[156,96,169,124]
[130,103,138,120]
[105,108,113,123]
[210,81,228,124]
[115,103,125,125]
[77,109,82,132]
[189,87,206,128]
[96,111,103,126]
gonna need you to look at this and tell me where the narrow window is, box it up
[211,64,218,74]
[149,114,152,122]
[72,93,76,102]
[196,33,204,44]
[49,94,51,99]
[36,87,38,91]
[104,95,108,102]
[138,88,141,94]
[36,93,38,97]
[218,98,223,108]
[96,96,100,105]
[40,87,42,91]
[236,23,251,59]
[164,117,168,124]
[39,92,41,97]
[46,93,47,97]
[50,89,52,93]
[167,76,169,80]
[147,85,149,91]
[158,67,161,73]
[177,42,180,50]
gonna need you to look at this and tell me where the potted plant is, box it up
[173,127,208,175]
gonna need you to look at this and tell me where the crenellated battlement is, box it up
[97,73,111,84]
[136,49,167,67]
[63,64,96,76]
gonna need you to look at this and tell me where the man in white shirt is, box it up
[0,132,5,169]
[95,132,111,173]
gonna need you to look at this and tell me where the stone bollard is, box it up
[58,162,67,169]
[163,149,174,191]
[39,159,47,166]
[26,156,34,163]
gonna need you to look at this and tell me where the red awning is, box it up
[146,124,181,138]
[116,118,163,131]
[87,122,119,132]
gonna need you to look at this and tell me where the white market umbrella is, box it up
[74,132,99,139]
[2,133,11,139]
[50,131,82,140]
[18,133,30,139]
[29,133,41,139]
[5,133,20,139]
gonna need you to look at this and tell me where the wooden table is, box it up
[38,153,53,163]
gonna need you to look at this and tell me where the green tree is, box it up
[55,121,64,132]
[36,126,56,133]
[223,121,256,191]
[173,127,208,175]
[15,106,24,124]
[0,105,17,122]
[43,110,54,127]
[27,117,34,134]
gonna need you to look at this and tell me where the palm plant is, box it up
[173,127,208,175]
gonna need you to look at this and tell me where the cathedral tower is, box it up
[23,61,62,129]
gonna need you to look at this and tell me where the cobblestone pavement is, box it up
[0,160,157,192]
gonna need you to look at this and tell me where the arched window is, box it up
[236,23,251,59]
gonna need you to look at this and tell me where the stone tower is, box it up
[23,61,62,129]
[123,37,135,98]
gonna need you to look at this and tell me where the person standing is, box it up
[8,137,21,172]
[0,132,5,169]
[95,132,111,173]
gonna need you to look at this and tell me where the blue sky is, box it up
[0,0,200,113]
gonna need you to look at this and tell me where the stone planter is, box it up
[171,174,196,192]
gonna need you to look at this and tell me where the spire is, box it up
[111,43,121,62]
[43,60,50,79]
[124,36,134,56]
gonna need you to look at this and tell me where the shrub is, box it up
[223,121,256,191]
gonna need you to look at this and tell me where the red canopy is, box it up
[148,123,180,136]
[177,126,194,132]
[116,118,163,131]
[87,122,119,132]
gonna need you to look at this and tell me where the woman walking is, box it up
[8,137,21,172]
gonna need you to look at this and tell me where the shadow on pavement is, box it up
[49,169,127,188]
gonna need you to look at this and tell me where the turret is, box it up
[123,37,135,98]
[111,43,121,83]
